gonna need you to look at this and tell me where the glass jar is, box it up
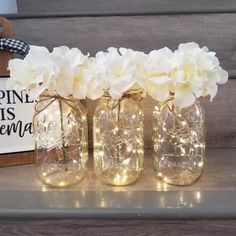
[33,94,88,187]
[153,100,205,186]
[93,91,144,186]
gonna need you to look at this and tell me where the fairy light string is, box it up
[94,89,144,185]
[153,97,205,185]
[34,94,88,187]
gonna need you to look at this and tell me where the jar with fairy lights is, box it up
[33,94,88,187]
[148,42,228,186]
[8,45,92,188]
[153,99,205,185]
[93,90,144,186]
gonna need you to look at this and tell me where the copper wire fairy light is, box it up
[153,99,205,186]
[34,94,88,187]
[94,90,144,186]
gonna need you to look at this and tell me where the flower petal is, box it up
[173,84,196,108]
[207,84,218,101]
[148,76,171,85]
[148,84,170,102]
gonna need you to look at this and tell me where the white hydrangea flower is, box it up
[84,57,107,100]
[170,42,228,108]
[8,43,228,105]
[145,47,174,102]
[94,47,145,99]
[52,46,88,67]
[119,47,149,90]
[8,46,56,98]
[8,45,91,100]
[50,46,91,99]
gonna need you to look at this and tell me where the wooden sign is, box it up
[0,78,35,153]
[0,17,35,166]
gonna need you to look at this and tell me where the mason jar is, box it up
[34,94,88,187]
[93,90,144,186]
[153,100,205,186]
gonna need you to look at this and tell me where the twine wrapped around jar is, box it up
[33,94,86,131]
[103,89,144,110]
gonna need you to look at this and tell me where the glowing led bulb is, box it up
[112,126,118,135]
[98,151,104,157]
[191,130,197,136]
[136,139,141,144]
[41,187,48,192]
[180,138,186,144]
[163,177,168,182]
[198,162,203,167]
[95,142,102,148]
[137,149,143,154]
[81,115,86,121]
[59,181,66,187]
[123,159,130,165]
[180,147,186,156]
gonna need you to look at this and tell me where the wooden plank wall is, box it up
[15,0,236,15]
[1,219,236,236]
[3,0,236,149]
[1,1,236,234]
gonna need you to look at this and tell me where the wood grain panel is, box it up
[11,14,236,70]
[0,151,35,167]
[1,219,236,236]
[6,15,236,149]
[16,0,236,15]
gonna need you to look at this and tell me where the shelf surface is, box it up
[0,149,236,219]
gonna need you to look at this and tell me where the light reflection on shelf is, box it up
[156,181,168,191]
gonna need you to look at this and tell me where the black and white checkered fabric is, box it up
[0,38,29,57]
